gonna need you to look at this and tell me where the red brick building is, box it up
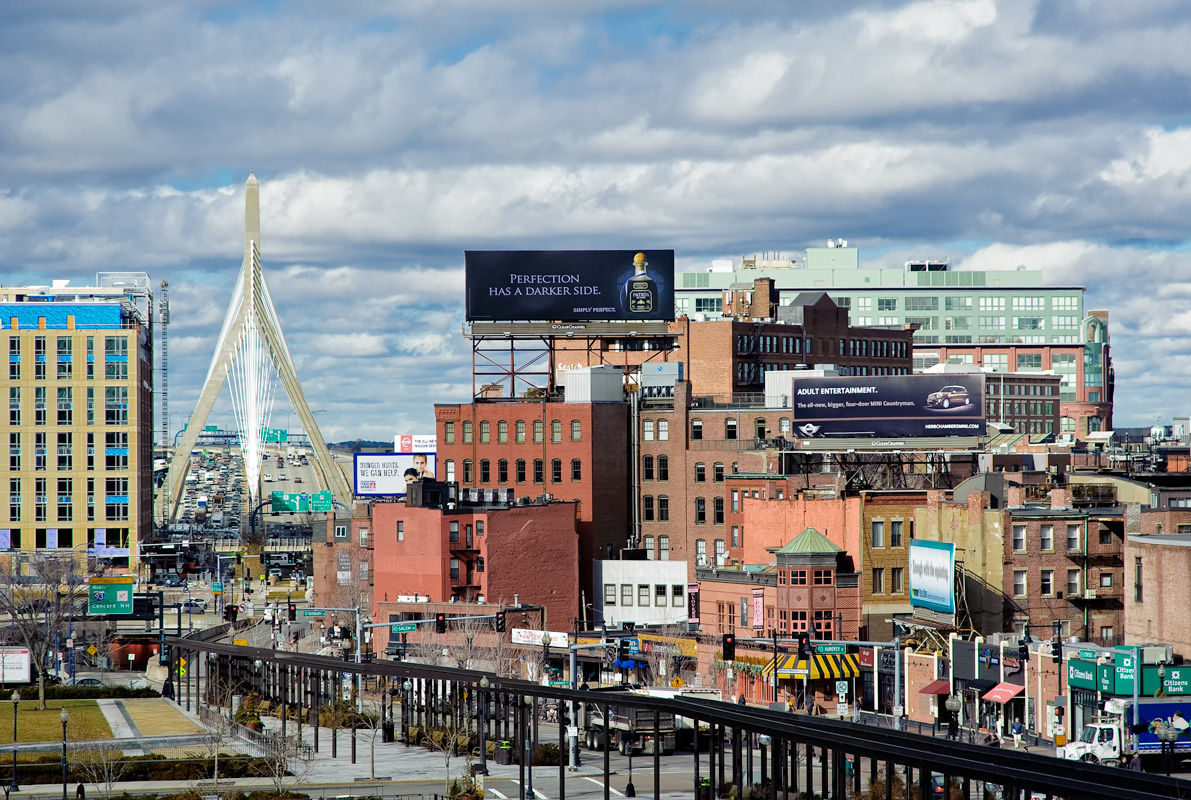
[434,399,630,604]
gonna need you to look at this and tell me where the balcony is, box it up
[1069,585,1123,603]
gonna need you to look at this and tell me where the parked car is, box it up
[926,385,970,409]
[180,598,208,613]
[66,677,103,687]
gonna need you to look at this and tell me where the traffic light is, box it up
[495,611,506,632]
[797,632,812,661]
[1018,633,1031,661]
[1052,636,1062,665]
[618,637,630,660]
[288,603,296,622]
[435,612,447,634]
[722,633,736,661]
[222,606,232,622]
[236,552,242,565]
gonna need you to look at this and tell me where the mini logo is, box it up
[798,423,821,436]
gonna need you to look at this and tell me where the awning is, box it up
[919,679,952,695]
[956,677,997,693]
[766,653,860,680]
[982,682,1025,704]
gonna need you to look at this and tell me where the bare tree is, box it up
[199,675,241,784]
[72,713,132,798]
[251,729,310,797]
[0,553,91,709]
[639,625,692,688]
[420,694,477,794]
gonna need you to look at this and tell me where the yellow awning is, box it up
[764,653,860,680]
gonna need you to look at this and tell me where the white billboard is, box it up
[908,540,956,615]
[511,628,571,648]
[395,434,437,452]
[354,452,438,497]
[0,648,31,684]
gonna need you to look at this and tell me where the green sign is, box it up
[303,610,325,618]
[549,680,570,687]
[1067,659,1097,690]
[88,578,134,615]
[312,491,333,512]
[1079,649,1098,660]
[1157,665,1191,696]
[204,425,218,433]
[390,623,417,634]
[211,582,223,595]
[816,644,846,655]
[1115,652,1138,695]
[1099,662,1117,694]
[261,428,289,443]
[271,491,309,513]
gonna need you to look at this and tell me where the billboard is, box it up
[395,434,437,452]
[465,250,675,322]
[908,540,956,615]
[0,649,30,684]
[786,374,986,438]
[354,452,437,497]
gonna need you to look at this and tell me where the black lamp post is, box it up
[9,690,19,793]
[478,677,490,775]
[524,696,534,797]
[1157,724,1178,777]
[59,708,69,800]
[402,680,412,747]
[625,730,636,797]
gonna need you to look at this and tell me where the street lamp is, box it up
[541,633,552,684]
[759,734,772,790]
[945,695,962,740]
[625,729,637,798]
[524,695,535,796]
[10,690,19,793]
[60,708,69,800]
[402,679,412,748]
[478,677,490,775]
[1157,724,1178,776]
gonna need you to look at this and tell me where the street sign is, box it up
[86,645,97,656]
[837,703,848,716]
[1079,649,1098,660]
[238,602,247,613]
[817,644,847,655]
[88,577,134,615]
[312,491,333,513]
[66,639,74,648]
[212,582,223,594]
[390,622,417,633]
[549,680,569,687]
[303,610,326,618]
[836,680,849,695]
[233,639,248,646]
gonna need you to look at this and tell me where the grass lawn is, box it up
[7,700,112,743]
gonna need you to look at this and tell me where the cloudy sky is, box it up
[2,0,1189,442]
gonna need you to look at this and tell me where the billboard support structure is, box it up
[470,332,554,400]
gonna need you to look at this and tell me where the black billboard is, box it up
[465,250,675,322]
[790,374,986,438]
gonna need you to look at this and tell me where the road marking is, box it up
[582,778,624,797]
[487,790,508,800]
[506,782,549,800]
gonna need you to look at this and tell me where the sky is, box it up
[2,0,1191,442]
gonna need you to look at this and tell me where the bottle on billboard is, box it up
[622,252,657,313]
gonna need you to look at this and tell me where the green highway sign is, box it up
[303,610,326,618]
[271,491,309,513]
[312,491,333,512]
[261,428,289,443]
[390,623,417,634]
[1079,649,1098,660]
[88,577,134,615]
[816,644,847,655]
[211,582,223,594]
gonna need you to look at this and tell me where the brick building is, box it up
[434,398,629,604]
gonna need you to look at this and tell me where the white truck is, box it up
[1062,697,1191,768]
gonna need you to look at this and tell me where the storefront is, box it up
[768,652,861,713]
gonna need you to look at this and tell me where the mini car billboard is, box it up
[789,374,986,438]
[465,250,675,322]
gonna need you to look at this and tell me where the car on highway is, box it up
[926,385,970,409]
[264,474,274,482]
[293,476,302,483]
[180,598,208,613]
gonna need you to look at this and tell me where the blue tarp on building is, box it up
[0,304,126,330]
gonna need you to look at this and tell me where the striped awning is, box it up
[764,653,861,680]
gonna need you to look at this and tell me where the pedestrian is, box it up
[76,784,85,800]
[738,694,747,706]
[1010,717,1024,749]
[947,717,958,741]
[1129,753,1142,771]
[852,700,861,724]
[787,695,795,713]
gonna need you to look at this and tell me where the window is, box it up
[1013,570,1027,596]
[1040,569,1054,596]
[643,495,654,521]
[642,456,654,480]
[1012,524,1026,552]
[533,420,543,443]
[334,525,348,538]
[449,521,460,542]
[498,459,508,483]
[691,419,702,440]
[1067,569,1080,597]
[8,432,18,471]
[571,459,581,481]
[1040,525,1054,551]
[462,459,473,483]
[551,458,562,482]
[462,421,473,443]
[695,497,706,524]
[658,496,669,521]
[480,420,490,444]
[714,463,724,482]
[643,535,654,559]
[671,584,683,606]
[871,520,884,547]
[516,420,525,443]
[397,521,404,541]
[658,420,668,441]
[695,539,706,566]
[731,490,739,512]
[571,420,581,441]
[639,584,650,607]
[476,520,484,536]
[715,539,725,564]
[497,420,508,443]
[890,520,903,547]
[1099,527,1112,545]
[1135,557,1143,602]
[891,567,903,593]
[872,568,885,594]
[57,387,72,425]
[622,585,633,606]
[713,497,724,525]
[695,463,705,482]
[1017,353,1043,370]
[533,459,544,483]
[813,569,833,586]
[444,422,455,444]
[731,525,739,547]
[1099,572,1113,588]
[445,459,455,483]
[754,418,766,440]
[725,419,737,440]
[655,585,667,607]
[7,387,17,426]
[1099,625,1115,642]
[104,386,128,425]
[449,559,460,581]
[479,459,490,483]
[516,459,526,483]
[604,584,616,605]
[659,536,669,560]
[657,455,669,481]
[34,387,45,425]
[552,419,562,443]
[643,421,654,441]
